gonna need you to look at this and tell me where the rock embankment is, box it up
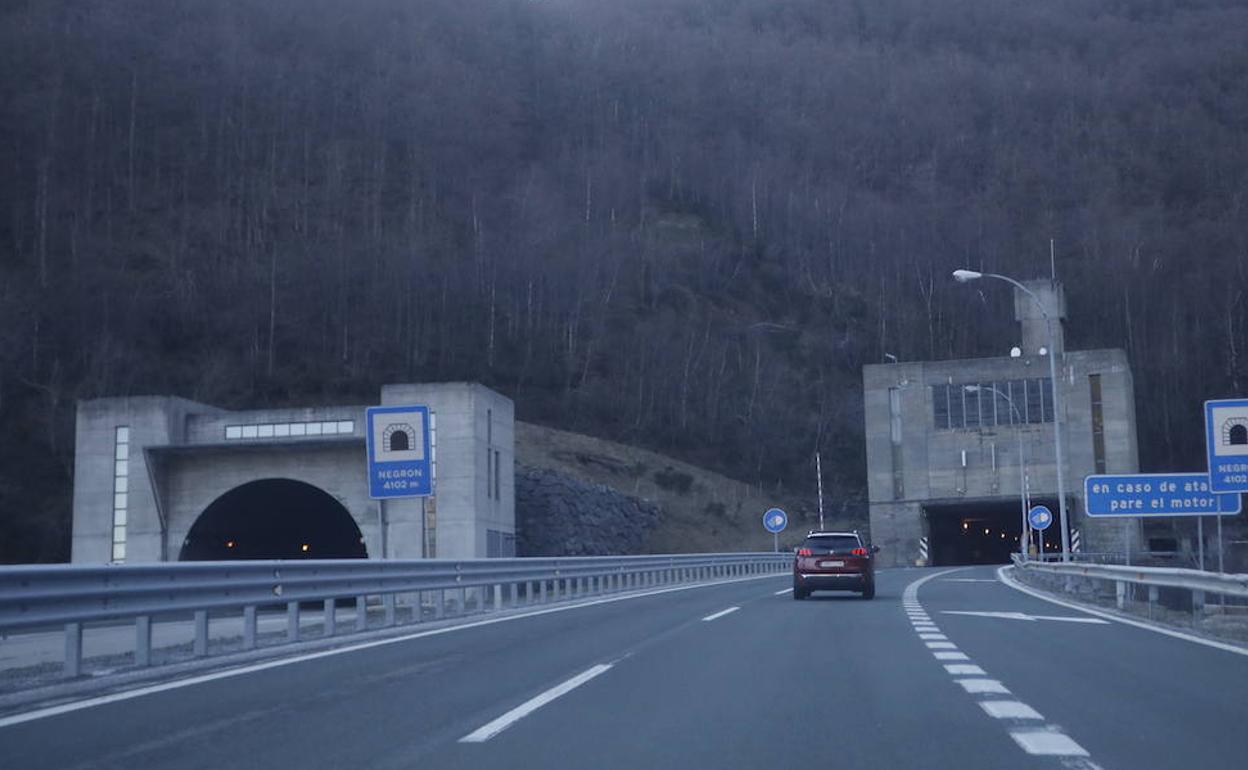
[516,467,660,556]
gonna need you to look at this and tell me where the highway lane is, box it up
[2,566,1246,769]
[922,566,1248,770]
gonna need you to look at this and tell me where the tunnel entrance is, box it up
[925,499,1064,566]
[179,479,367,561]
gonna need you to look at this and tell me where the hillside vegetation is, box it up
[2,0,1246,561]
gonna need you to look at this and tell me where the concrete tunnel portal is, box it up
[924,499,1067,566]
[179,479,367,561]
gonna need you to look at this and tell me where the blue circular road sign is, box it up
[763,508,788,533]
[1028,505,1054,531]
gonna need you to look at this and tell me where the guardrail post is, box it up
[64,622,82,678]
[243,605,258,650]
[288,601,300,642]
[1192,590,1205,624]
[1148,585,1159,620]
[323,599,336,637]
[539,580,548,603]
[136,615,152,667]
[356,596,368,632]
[194,610,209,657]
[494,584,503,610]
[384,594,396,627]
[509,582,518,607]
[1115,581,1126,610]
[435,590,446,619]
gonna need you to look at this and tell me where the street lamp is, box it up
[953,269,1071,562]
[965,385,1030,560]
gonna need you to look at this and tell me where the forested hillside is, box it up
[2,0,1246,561]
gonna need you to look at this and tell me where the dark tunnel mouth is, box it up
[179,478,367,561]
[925,499,1066,566]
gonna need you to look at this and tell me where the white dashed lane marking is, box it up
[956,678,1011,695]
[980,701,1044,720]
[903,569,1098,764]
[1010,731,1090,757]
[701,607,740,622]
[944,664,986,676]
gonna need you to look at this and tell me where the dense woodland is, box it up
[2,0,1246,562]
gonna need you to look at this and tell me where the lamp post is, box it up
[965,385,1029,560]
[953,269,1071,562]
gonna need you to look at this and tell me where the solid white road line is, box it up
[459,664,614,743]
[1009,730,1090,756]
[980,701,1044,720]
[944,664,986,676]
[956,678,1010,695]
[0,571,785,729]
[774,588,793,595]
[701,607,740,622]
[997,566,1248,657]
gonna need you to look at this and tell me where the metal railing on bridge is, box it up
[0,553,791,680]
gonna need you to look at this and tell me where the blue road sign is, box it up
[763,508,788,534]
[1205,399,1248,493]
[1085,473,1240,517]
[1028,505,1053,530]
[366,405,432,499]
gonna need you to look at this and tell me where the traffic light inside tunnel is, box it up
[924,500,1065,565]
[179,479,367,561]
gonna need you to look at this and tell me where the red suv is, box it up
[793,531,877,600]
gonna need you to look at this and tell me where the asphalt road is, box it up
[2,566,1246,769]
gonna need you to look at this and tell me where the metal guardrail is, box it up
[0,553,791,678]
[1011,555,1248,598]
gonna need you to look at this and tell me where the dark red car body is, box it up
[792,531,876,600]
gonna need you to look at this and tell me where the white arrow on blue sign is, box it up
[763,508,787,533]
[1028,505,1053,530]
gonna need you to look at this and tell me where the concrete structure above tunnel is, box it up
[71,383,514,564]
[863,280,1142,568]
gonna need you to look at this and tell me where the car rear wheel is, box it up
[792,586,807,600]
[861,583,875,600]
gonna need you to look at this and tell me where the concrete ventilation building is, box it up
[863,281,1142,568]
[71,383,514,564]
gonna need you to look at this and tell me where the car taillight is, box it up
[851,547,867,556]
[797,548,812,556]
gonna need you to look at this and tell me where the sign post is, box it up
[763,508,788,552]
[1205,399,1248,572]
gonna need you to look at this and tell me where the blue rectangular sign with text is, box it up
[366,405,433,499]
[1084,473,1240,517]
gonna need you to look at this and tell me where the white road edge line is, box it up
[702,606,740,622]
[459,663,614,743]
[0,571,786,729]
[997,565,1248,658]
[774,588,793,595]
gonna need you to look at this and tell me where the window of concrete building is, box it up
[1090,374,1107,473]
[890,388,904,499]
[934,379,1053,430]
[494,450,501,501]
[112,426,130,563]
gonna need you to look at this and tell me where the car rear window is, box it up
[801,535,860,554]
